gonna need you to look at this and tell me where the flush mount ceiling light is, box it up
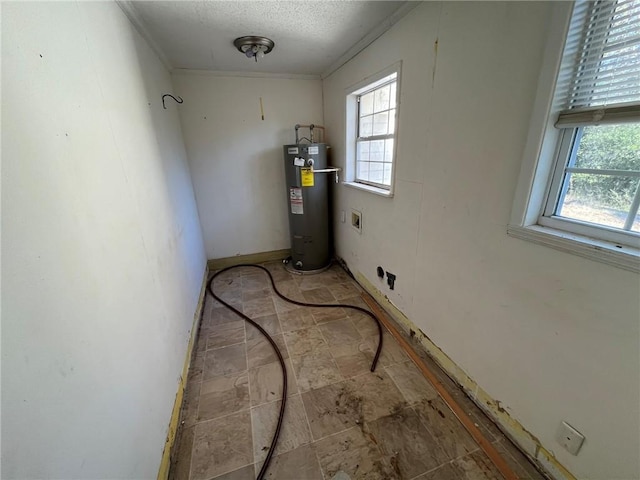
[233,36,275,62]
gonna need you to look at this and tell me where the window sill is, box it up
[344,181,394,198]
[507,224,640,273]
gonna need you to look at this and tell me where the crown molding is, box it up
[171,69,321,81]
[116,0,173,72]
[321,1,420,80]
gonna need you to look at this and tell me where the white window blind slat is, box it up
[558,66,640,87]
[561,7,640,46]
[555,0,640,112]
[555,102,640,126]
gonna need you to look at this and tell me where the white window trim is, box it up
[508,1,640,273]
[345,61,402,198]
[344,180,394,197]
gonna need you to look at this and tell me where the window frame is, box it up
[539,125,640,247]
[354,78,397,190]
[508,1,640,272]
[344,62,401,197]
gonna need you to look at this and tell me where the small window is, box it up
[545,123,640,234]
[345,65,400,196]
[540,0,640,247]
[355,76,397,189]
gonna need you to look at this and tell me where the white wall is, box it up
[1,2,206,478]
[323,3,640,479]
[172,71,323,260]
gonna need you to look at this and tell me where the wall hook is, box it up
[162,94,183,110]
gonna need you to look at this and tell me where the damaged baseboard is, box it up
[354,271,576,480]
[207,248,291,271]
[157,265,209,480]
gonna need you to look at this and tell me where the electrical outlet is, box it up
[556,421,585,455]
[386,271,396,290]
[340,210,346,223]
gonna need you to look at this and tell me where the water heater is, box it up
[283,125,340,273]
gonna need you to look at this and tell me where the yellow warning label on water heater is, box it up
[301,168,314,187]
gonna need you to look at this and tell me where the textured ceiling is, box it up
[125,1,409,76]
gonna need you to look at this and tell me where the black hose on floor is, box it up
[207,263,383,480]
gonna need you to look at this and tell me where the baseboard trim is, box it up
[361,292,519,480]
[354,271,575,480]
[207,248,291,270]
[157,265,209,480]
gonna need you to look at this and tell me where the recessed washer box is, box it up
[351,209,362,233]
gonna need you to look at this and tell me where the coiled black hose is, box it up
[206,263,383,480]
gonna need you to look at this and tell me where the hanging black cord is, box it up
[207,263,384,480]
[162,94,183,109]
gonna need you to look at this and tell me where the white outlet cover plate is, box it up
[556,421,585,455]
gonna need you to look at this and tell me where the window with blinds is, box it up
[541,0,640,242]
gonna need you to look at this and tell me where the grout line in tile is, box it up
[192,401,252,427]
[242,319,254,472]
[189,356,205,430]
[358,421,396,478]
[299,388,315,455]
[315,447,328,480]
[492,438,536,480]
[273,313,285,341]
[186,333,210,480]
[409,398,478,465]
[346,315,364,340]
[300,356,393,394]
[208,460,254,480]
[241,323,249,382]
[308,423,358,444]
[402,403,455,473]
[409,457,459,480]
[308,422,355,444]
[249,389,295,410]
[314,322,333,354]
[201,365,250,382]
[382,363,415,406]
[205,339,245,352]
[274,318,292,360]
[249,398,260,466]
[187,430,195,480]
[282,334,302,401]
[309,424,395,476]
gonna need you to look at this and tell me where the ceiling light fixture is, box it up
[233,36,275,62]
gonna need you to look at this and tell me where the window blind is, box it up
[554,0,640,127]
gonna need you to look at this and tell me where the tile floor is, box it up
[169,262,547,480]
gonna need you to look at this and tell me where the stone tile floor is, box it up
[169,262,547,480]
